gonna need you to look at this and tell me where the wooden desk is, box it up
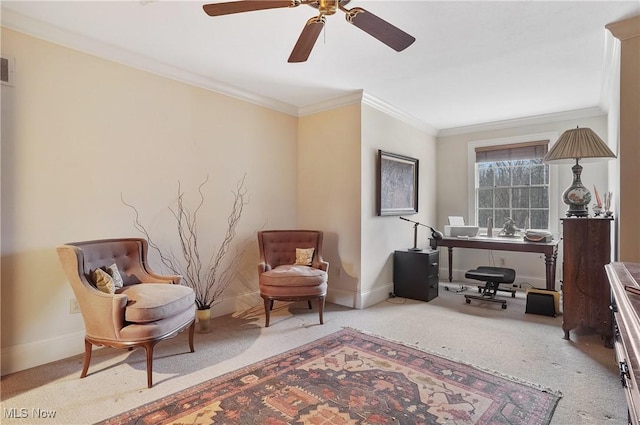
[431,236,559,290]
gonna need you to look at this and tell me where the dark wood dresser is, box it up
[561,218,613,345]
[606,262,640,424]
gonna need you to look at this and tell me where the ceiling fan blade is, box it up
[288,16,325,63]
[203,1,300,17]
[344,7,415,52]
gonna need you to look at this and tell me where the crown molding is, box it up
[1,8,298,116]
[297,91,438,135]
[361,93,438,136]
[606,14,640,41]
[437,106,606,138]
[297,91,364,116]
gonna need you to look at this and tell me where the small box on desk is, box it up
[525,288,559,317]
[444,225,479,237]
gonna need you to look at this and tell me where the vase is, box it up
[196,308,212,333]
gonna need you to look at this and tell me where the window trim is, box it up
[467,132,560,234]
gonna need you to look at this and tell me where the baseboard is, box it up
[360,284,394,309]
[211,291,263,318]
[327,287,359,309]
[0,292,264,377]
[1,330,86,376]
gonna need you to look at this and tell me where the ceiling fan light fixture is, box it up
[318,0,338,15]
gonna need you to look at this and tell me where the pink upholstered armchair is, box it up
[257,230,328,327]
[56,238,196,388]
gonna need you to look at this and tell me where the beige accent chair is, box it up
[56,238,196,388]
[257,230,328,327]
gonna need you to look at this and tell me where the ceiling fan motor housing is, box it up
[317,0,338,15]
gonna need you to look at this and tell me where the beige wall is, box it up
[297,103,438,309]
[298,104,362,308]
[1,28,299,374]
[360,106,438,308]
[436,115,611,288]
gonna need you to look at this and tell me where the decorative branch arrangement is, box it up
[122,175,249,310]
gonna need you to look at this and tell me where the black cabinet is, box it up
[393,250,439,302]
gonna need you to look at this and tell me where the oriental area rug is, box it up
[99,328,560,425]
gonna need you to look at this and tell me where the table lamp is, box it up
[399,217,443,251]
[543,127,616,217]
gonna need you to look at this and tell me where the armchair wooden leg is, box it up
[263,297,272,327]
[307,300,312,309]
[144,342,155,388]
[188,320,195,353]
[318,296,325,325]
[80,339,92,379]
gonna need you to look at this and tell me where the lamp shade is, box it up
[543,127,616,163]
[544,127,616,217]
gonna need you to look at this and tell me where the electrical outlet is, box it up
[69,298,80,314]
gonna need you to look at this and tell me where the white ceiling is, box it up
[2,1,639,133]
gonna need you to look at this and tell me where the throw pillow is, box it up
[294,248,315,266]
[92,268,116,294]
[107,263,124,289]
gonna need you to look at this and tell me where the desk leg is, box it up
[448,247,453,282]
[544,247,558,291]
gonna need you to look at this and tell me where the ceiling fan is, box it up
[202,0,416,63]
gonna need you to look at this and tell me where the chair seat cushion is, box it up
[465,266,516,284]
[118,283,195,323]
[260,265,327,287]
[119,307,195,341]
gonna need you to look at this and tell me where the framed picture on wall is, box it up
[377,150,419,216]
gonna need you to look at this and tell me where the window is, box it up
[475,141,550,231]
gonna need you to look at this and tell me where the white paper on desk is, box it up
[448,216,465,226]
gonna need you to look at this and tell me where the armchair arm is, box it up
[316,260,329,272]
[139,269,182,285]
[257,262,271,274]
[81,291,128,340]
[57,245,129,340]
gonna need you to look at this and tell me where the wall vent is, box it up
[1,57,15,87]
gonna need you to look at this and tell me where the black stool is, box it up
[464,266,516,309]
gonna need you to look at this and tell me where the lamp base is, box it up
[564,204,590,217]
[563,162,591,218]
